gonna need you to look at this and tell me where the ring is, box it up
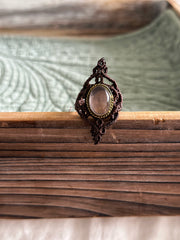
[75,58,123,144]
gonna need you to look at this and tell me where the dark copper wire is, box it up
[75,58,123,144]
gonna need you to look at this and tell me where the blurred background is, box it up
[0,0,171,36]
[0,0,179,112]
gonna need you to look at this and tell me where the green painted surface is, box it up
[0,10,179,112]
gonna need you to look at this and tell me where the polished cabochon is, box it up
[86,84,114,118]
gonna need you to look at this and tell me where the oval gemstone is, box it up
[89,85,112,117]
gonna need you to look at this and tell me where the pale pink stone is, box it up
[89,85,110,116]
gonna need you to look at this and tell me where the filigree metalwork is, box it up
[75,57,123,144]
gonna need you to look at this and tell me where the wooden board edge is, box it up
[0,112,179,122]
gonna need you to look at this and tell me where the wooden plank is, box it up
[0,150,179,158]
[0,0,167,35]
[0,173,180,182]
[0,142,179,151]
[0,128,179,144]
[0,111,179,121]
[0,111,179,218]
[0,112,180,129]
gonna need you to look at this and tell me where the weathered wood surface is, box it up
[0,0,167,35]
[0,112,179,218]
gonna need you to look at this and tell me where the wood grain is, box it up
[0,0,167,36]
[0,111,179,218]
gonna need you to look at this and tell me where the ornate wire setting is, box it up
[75,57,123,144]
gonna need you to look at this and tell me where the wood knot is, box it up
[153,118,165,125]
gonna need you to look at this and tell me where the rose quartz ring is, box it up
[75,58,123,144]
